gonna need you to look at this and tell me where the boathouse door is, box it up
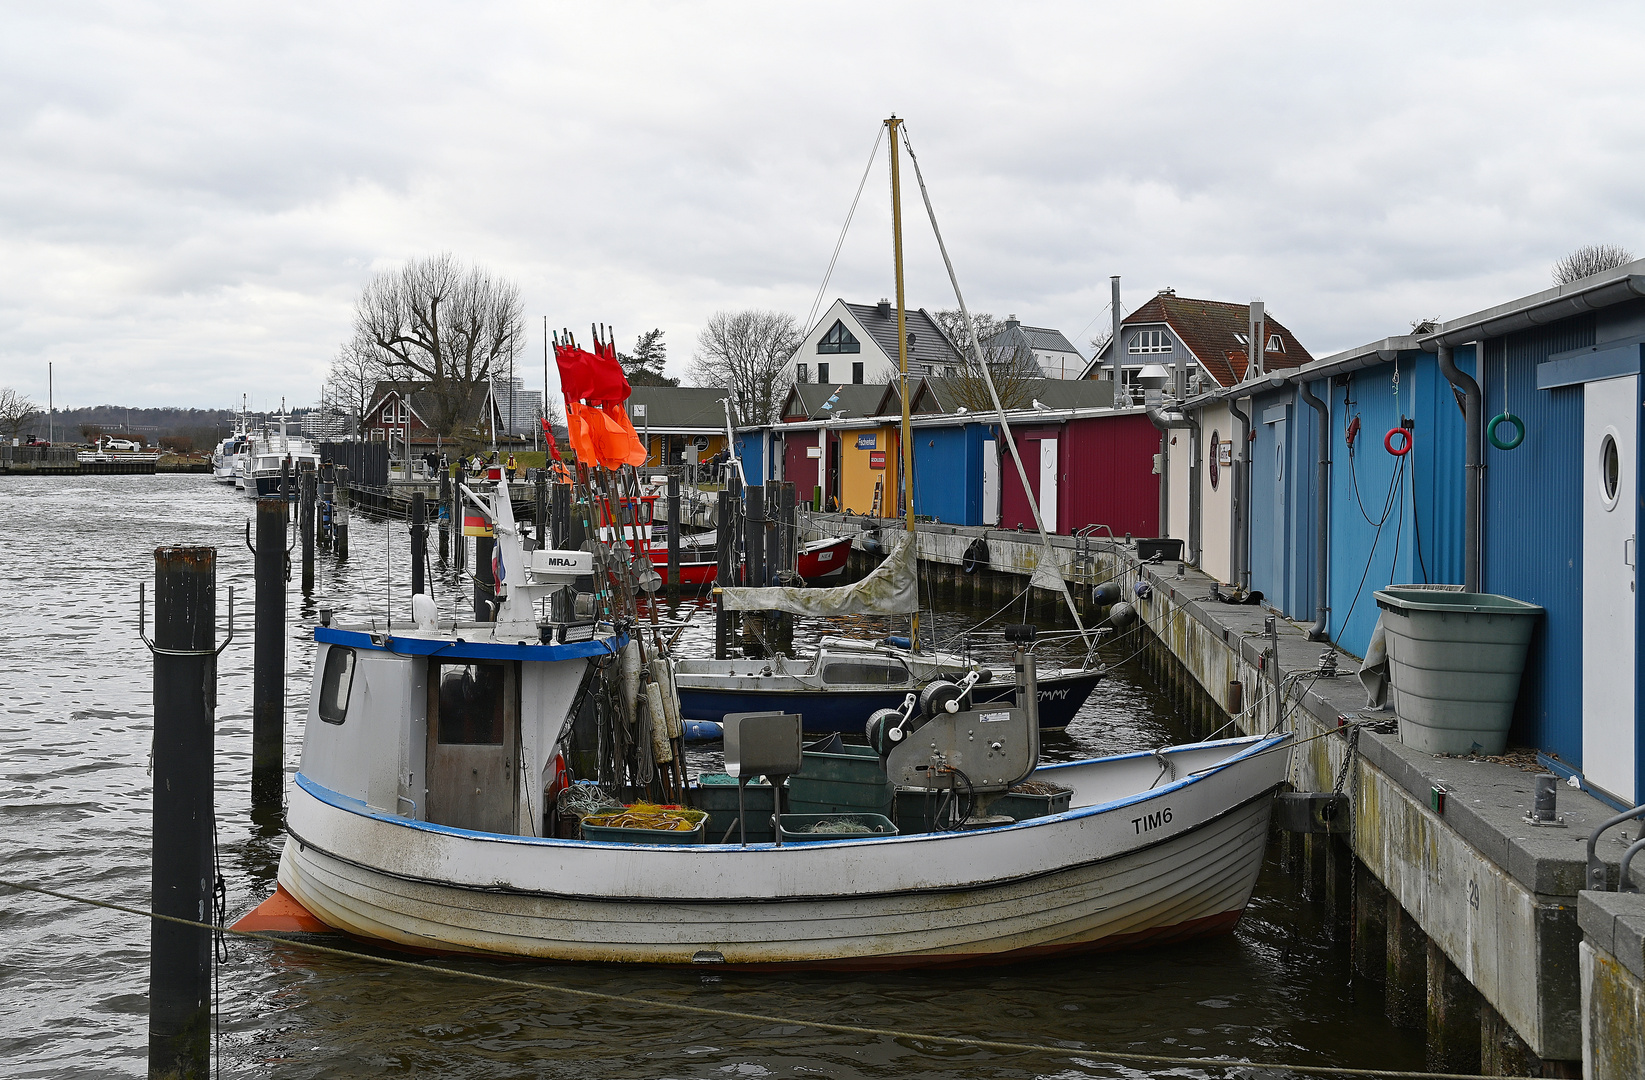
[1038,438,1059,533]
[427,659,519,833]
[1583,375,1637,803]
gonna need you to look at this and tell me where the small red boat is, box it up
[610,493,853,586]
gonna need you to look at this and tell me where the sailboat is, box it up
[238,117,1292,966]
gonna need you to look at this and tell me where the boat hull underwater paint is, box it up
[274,734,1289,967]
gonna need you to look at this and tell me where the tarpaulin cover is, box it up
[720,533,917,616]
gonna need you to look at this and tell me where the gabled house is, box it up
[777,382,889,423]
[983,317,1086,380]
[363,381,505,451]
[1081,290,1314,395]
[622,385,738,468]
[791,299,964,387]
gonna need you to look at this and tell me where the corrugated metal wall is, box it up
[1059,413,1160,537]
[1249,388,1319,620]
[734,432,764,484]
[911,425,984,525]
[1325,350,1470,656]
[1482,314,1595,760]
[783,431,822,500]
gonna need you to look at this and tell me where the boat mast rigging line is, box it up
[804,124,884,336]
[0,878,1530,1080]
[897,124,1091,648]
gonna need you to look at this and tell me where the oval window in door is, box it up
[1601,432,1621,510]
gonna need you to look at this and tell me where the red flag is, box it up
[539,415,562,462]
[555,341,631,406]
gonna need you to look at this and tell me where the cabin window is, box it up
[1128,329,1172,354]
[817,320,860,354]
[318,647,356,725]
[434,661,508,744]
[821,660,909,685]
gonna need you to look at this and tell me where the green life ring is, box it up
[1488,412,1525,451]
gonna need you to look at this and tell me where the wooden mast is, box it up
[887,115,918,648]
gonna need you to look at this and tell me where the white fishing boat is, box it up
[241,413,321,497]
[240,116,1292,967]
[212,408,251,483]
[239,476,1290,966]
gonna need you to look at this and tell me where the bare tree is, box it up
[1553,244,1634,286]
[931,309,1041,411]
[689,310,801,423]
[0,387,40,443]
[353,253,525,437]
[325,332,390,437]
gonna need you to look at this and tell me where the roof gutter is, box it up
[1417,267,1645,349]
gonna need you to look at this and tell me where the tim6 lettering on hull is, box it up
[1131,807,1173,834]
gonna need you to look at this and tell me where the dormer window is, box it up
[1128,329,1172,354]
[1267,334,1284,353]
[818,320,860,354]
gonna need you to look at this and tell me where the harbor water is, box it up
[0,475,1427,1077]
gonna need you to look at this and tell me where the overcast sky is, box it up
[3,2,1642,411]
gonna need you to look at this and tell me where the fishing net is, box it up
[583,804,707,832]
[1009,780,1071,797]
[804,819,875,834]
[556,784,623,822]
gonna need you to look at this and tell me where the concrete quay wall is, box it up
[816,513,1645,1073]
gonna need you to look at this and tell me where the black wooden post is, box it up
[410,491,426,597]
[533,469,547,550]
[334,465,350,560]
[666,469,681,601]
[715,489,733,659]
[318,460,335,553]
[299,463,316,595]
[474,535,495,621]
[148,545,217,1080]
[552,481,571,549]
[438,463,450,563]
[252,496,286,806]
[453,464,467,573]
[745,485,766,589]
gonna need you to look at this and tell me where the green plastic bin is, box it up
[778,813,898,842]
[1373,588,1544,756]
[786,744,894,816]
[992,782,1074,821]
[693,773,775,844]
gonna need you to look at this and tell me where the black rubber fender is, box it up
[962,536,990,574]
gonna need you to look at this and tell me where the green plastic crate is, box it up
[693,773,775,844]
[787,745,894,816]
[992,784,1073,821]
[778,813,898,842]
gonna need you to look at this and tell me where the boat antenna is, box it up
[898,124,1091,647]
[886,115,920,651]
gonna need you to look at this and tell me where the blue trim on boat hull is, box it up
[314,624,624,662]
[677,668,1104,733]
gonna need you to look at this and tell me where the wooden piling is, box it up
[666,470,681,601]
[148,545,217,1080]
[533,470,547,550]
[1426,938,1483,1074]
[438,465,451,563]
[474,535,495,621]
[410,491,426,597]
[1385,895,1427,1029]
[745,485,766,589]
[299,463,316,595]
[251,497,286,806]
[334,465,349,560]
[715,490,732,660]
[1354,865,1389,986]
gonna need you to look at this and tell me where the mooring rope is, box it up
[0,877,1529,1079]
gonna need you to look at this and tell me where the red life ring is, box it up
[1384,427,1412,456]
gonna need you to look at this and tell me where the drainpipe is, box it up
[1436,343,1482,591]
[1298,378,1331,640]
[1147,405,1201,565]
[1228,396,1252,591]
